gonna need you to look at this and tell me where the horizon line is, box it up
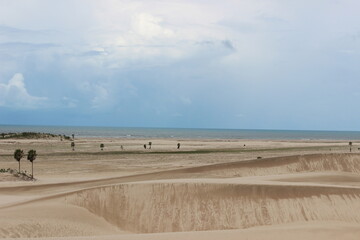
[1,123,360,133]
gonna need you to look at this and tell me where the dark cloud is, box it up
[195,40,214,46]
[221,40,235,51]
[351,31,360,41]
[81,49,107,57]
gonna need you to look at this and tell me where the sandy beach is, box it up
[1,137,360,239]
[3,0,360,238]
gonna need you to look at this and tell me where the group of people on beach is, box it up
[142,142,181,149]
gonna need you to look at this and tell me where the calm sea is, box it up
[0,125,360,140]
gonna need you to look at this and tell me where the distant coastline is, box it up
[1,124,360,140]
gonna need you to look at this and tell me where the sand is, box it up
[0,138,359,239]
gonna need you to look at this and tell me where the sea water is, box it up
[1,125,360,140]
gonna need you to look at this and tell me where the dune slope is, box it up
[1,153,360,239]
[66,181,360,233]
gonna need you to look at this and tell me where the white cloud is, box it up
[0,73,47,109]
[0,1,242,73]
[132,13,174,39]
[91,84,109,109]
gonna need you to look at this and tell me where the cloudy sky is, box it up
[1,0,360,130]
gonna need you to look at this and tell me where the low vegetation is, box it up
[1,132,70,140]
[0,167,34,181]
[8,168,34,181]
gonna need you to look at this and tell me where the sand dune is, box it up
[179,153,360,178]
[2,153,360,208]
[66,180,360,233]
[7,222,360,240]
[0,201,121,238]
[1,149,360,239]
[272,172,360,186]
[1,153,360,196]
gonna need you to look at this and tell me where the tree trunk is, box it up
[32,162,34,179]
[18,161,20,173]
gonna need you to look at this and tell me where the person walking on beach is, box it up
[177,143,181,149]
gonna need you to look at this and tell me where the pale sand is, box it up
[0,138,360,239]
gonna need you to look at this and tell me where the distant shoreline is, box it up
[1,125,360,140]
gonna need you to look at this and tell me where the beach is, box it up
[1,137,360,239]
[3,0,360,238]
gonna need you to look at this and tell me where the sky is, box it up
[1,0,360,130]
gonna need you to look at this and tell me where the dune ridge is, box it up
[1,153,360,195]
[185,153,360,178]
[2,153,360,209]
[2,152,360,239]
[66,181,360,233]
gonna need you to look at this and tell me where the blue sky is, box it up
[1,0,360,130]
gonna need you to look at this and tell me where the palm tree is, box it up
[27,150,37,179]
[100,143,104,151]
[349,142,353,152]
[71,141,75,151]
[13,149,24,173]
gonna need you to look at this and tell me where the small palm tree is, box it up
[71,141,75,151]
[27,150,37,179]
[349,142,353,152]
[100,143,104,151]
[14,149,24,173]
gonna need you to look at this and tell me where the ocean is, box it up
[1,125,360,140]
